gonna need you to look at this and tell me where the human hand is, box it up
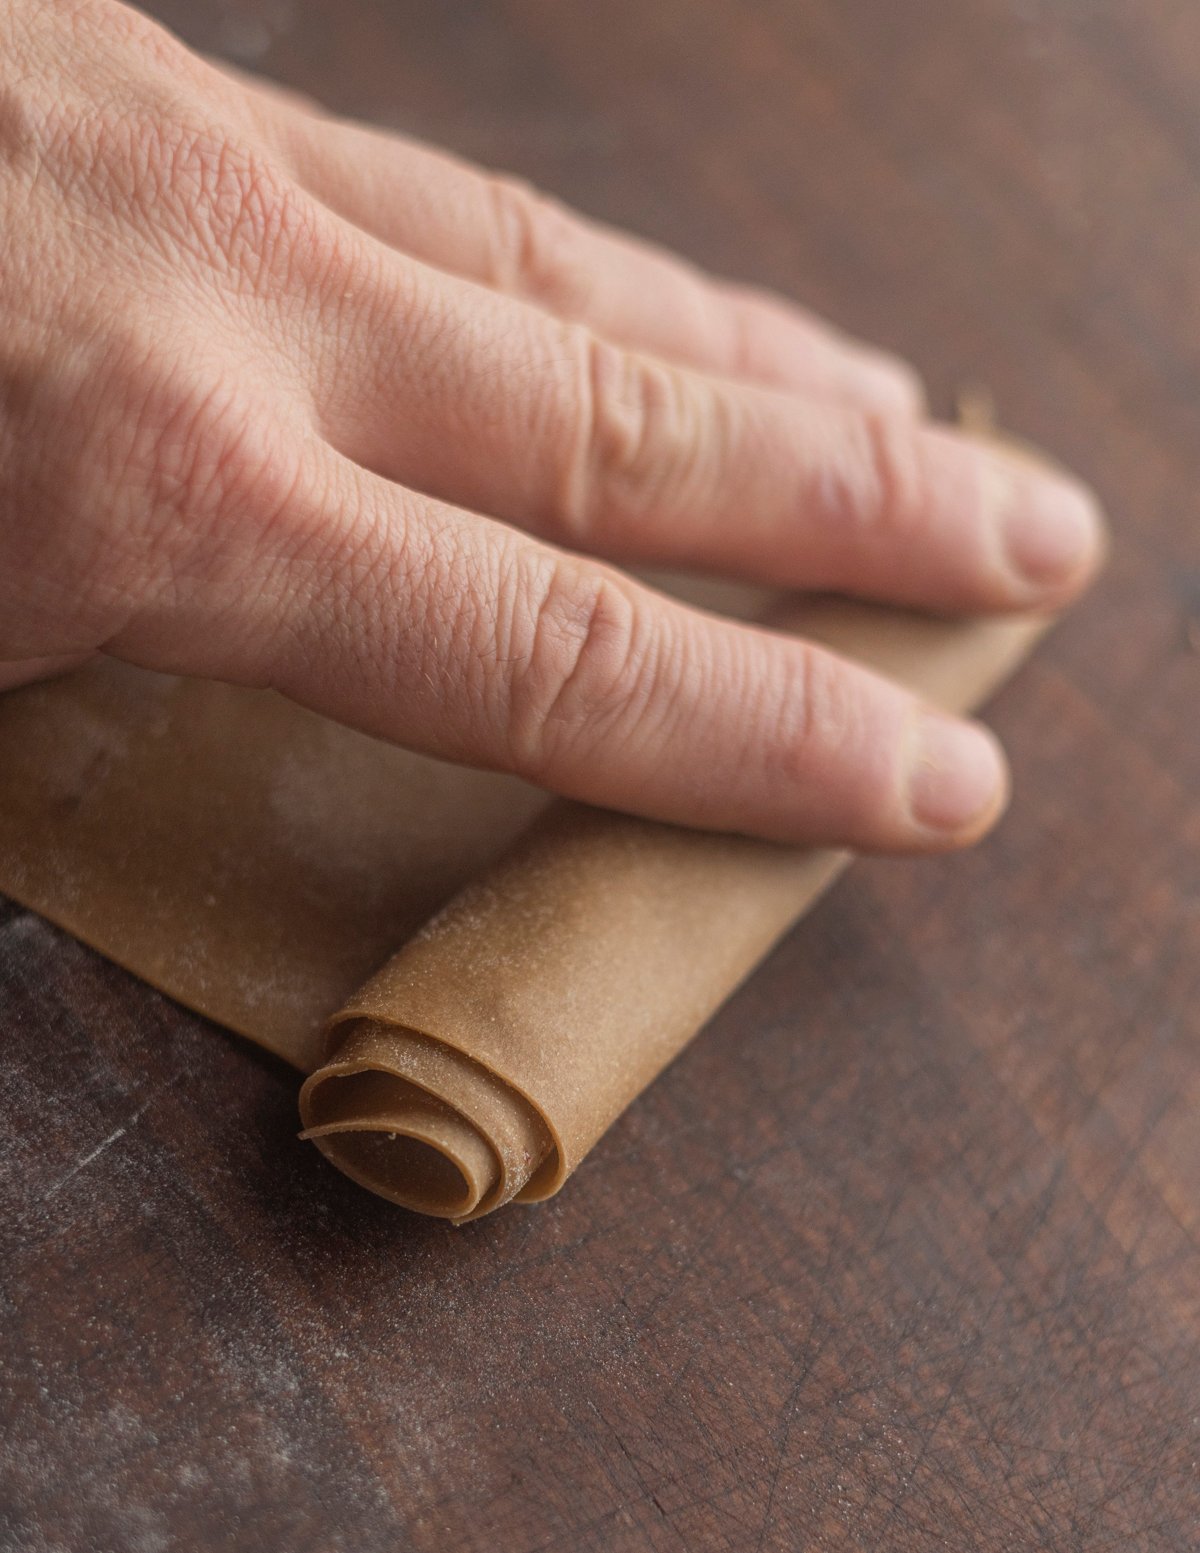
[0,0,1104,847]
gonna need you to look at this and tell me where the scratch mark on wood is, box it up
[43,1099,152,1199]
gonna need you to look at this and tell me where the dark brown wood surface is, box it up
[4,2,1199,1549]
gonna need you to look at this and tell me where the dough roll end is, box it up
[298,1019,560,1222]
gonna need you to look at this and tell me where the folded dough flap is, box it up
[296,603,1050,1223]
[299,1021,560,1221]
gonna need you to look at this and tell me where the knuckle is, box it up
[0,71,51,176]
[77,0,184,62]
[560,332,715,542]
[97,345,303,573]
[159,390,297,537]
[486,176,596,318]
[114,9,197,79]
[878,357,926,417]
[70,3,214,104]
[111,362,309,657]
[846,410,933,543]
[724,295,780,382]
[73,104,317,289]
[150,124,308,281]
[767,641,859,787]
[720,285,814,383]
[500,557,646,781]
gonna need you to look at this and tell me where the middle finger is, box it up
[305,240,1103,616]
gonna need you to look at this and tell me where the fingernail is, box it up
[998,468,1104,592]
[907,712,1007,836]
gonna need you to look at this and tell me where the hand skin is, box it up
[0,0,1105,849]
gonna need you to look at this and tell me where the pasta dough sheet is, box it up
[0,597,1045,1220]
